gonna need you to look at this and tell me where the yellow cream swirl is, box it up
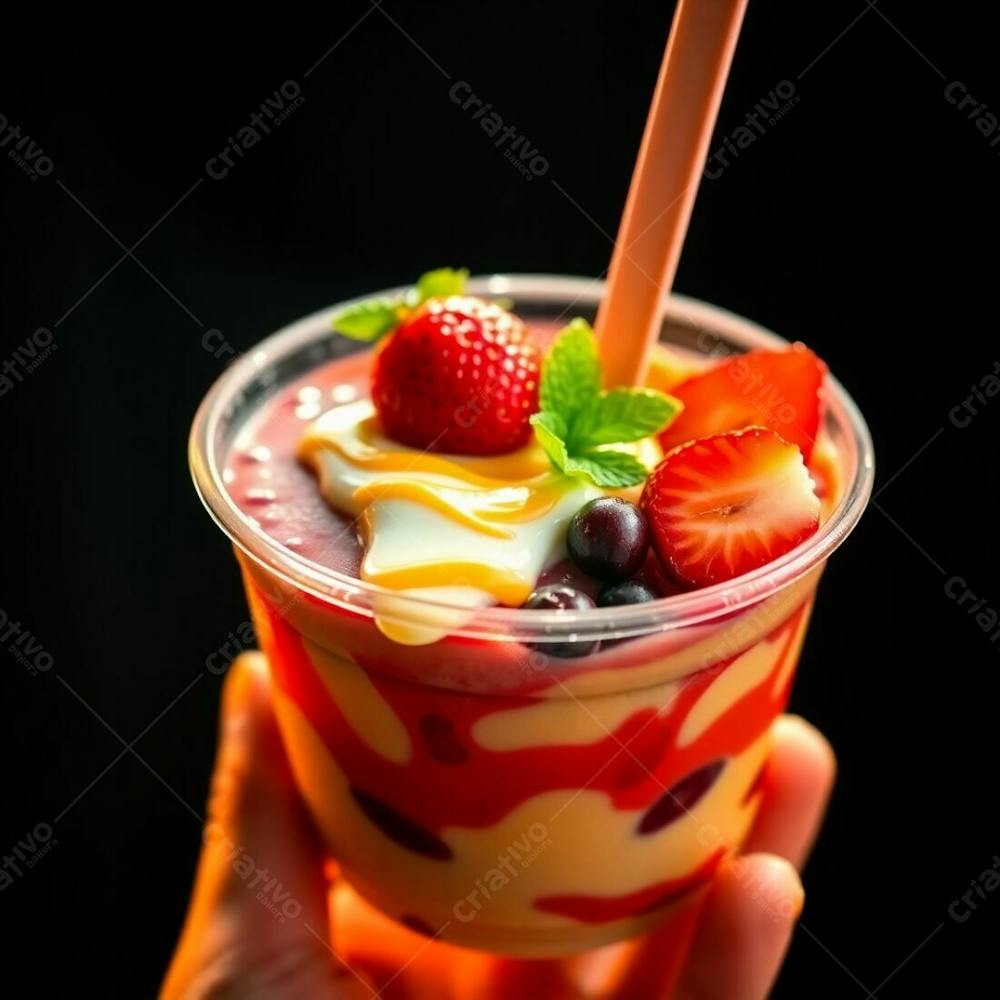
[299,399,661,642]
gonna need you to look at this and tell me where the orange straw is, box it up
[595,0,749,387]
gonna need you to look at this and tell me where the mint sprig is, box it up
[411,267,470,305]
[530,321,682,488]
[568,387,679,451]
[332,267,469,340]
[562,450,652,489]
[330,299,400,341]
[539,318,601,423]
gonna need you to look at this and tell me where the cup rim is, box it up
[189,274,875,642]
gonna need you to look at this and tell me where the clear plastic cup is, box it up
[190,275,873,957]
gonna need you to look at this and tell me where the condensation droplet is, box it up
[233,427,254,451]
[245,487,277,505]
[295,403,322,420]
[332,384,359,403]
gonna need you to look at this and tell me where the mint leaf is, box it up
[539,319,602,424]
[414,267,469,304]
[530,411,569,470]
[332,299,400,341]
[569,387,682,450]
[531,411,649,487]
[564,450,649,488]
[531,319,678,489]
[333,267,470,340]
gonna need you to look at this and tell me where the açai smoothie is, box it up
[192,271,871,956]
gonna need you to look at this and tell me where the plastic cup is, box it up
[190,275,873,957]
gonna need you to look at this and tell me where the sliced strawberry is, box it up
[658,346,826,460]
[640,428,821,588]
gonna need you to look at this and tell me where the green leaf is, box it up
[531,320,676,488]
[539,319,602,425]
[331,299,400,341]
[414,267,469,304]
[530,411,570,471]
[332,267,470,340]
[563,450,650,488]
[531,411,650,488]
[568,388,683,450]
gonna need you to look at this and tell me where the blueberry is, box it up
[523,584,600,658]
[524,584,594,612]
[567,497,649,582]
[597,580,659,607]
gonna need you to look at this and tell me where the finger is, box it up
[457,954,588,1000]
[589,909,702,1000]
[332,882,587,1000]
[595,714,833,997]
[742,714,836,869]
[675,854,803,1000]
[161,653,370,999]
[330,881,461,1000]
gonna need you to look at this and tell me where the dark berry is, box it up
[637,760,726,834]
[523,585,600,658]
[567,497,649,582]
[350,788,453,858]
[597,580,659,607]
[524,584,594,612]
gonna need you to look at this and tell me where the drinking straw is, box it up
[595,0,749,387]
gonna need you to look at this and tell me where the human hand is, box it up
[161,653,835,999]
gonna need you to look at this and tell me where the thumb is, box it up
[161,652,370,999]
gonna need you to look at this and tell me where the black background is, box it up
[3,2,998,996]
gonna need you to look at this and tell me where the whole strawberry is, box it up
[374,296,539,454]
[332,270,540,455]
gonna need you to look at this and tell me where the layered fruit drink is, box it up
[192,271,870,956]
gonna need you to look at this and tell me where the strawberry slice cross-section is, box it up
[640,428,821,589]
